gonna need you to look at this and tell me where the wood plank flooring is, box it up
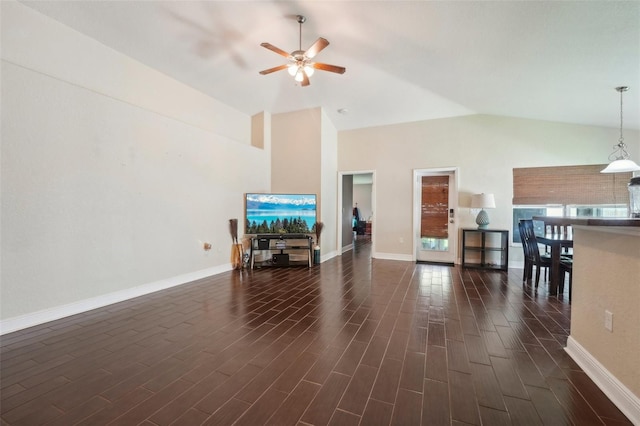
[0,238,631,425]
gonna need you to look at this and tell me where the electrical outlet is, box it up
[399,237,404,243]
[604,310,613,332]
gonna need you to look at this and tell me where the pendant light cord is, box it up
[609,86,630,161]
[619,86,624,145]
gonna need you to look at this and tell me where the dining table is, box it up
[534,230,574,296]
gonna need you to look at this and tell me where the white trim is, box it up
[565,336,640,424]
[341,243,354,253]
[509,260,525,269]
[0,264,232,335]
[320,250,339,263]
[373,252,413,262]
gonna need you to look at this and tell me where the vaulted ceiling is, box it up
[20,1,640,132]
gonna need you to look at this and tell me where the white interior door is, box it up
[414,169,458,264]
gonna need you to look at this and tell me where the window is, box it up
[420,175,449,252]
[567,205,628,217]
[512,165,632,243]
[512,204,627,243]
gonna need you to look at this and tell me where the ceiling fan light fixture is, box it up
[304,64,314,77]
[258,15,345,87]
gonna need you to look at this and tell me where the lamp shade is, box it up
[471,193,496,209]
[601,159,640,173]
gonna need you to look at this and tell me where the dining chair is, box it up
[520,219,551,287]
[561,225,574,257]
[543,223,573,258]
[559,256,573,301]
[518,221,532,283]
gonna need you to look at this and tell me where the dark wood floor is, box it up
[0,238,631,425]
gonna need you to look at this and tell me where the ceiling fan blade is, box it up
[259,64,289,75]
[260,42,292,58]
[312,62,346,74]
[305,37,329,59]
[301,72,310,87]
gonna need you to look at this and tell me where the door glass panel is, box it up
[421,176,449,252]
[421,237,449,251]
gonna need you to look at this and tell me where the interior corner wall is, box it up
[570,227,640,400]
[251,111,271,152]
[271,108,322,196]
[338,114,639,259]
[320,108,338,257]
[0,2,270,329]
[342,176,354,248]
[270,107,338,257]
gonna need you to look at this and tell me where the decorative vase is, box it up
[476,209,490,229]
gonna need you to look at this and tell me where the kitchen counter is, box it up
[532,216,640,227]
[564,224,640,423]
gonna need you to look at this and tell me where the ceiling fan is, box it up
[259,15,346,87]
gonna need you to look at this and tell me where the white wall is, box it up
[1,2,270,330]
[341,175,354,248]
[320,108,338,258]
[338,114,640,260]
[353,184,373,221]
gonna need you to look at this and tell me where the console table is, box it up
[461,229,509,271]
[249,234,313,269]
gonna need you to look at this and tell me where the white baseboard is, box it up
[0,264,232,335]
[341,243,354,253]
[373,252,413,261]
[509,260,525,269]
[321,250,338,263]
[565,336,640,424]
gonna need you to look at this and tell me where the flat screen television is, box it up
[245,193,317,235]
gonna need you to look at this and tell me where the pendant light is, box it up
[601,86,640,173]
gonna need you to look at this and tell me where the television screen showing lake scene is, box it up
[245,193,317,234]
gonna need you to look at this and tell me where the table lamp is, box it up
[471,193,495,229]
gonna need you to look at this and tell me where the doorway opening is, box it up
[337,171,375,255]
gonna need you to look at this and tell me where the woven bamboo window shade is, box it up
[513,165,632,205]
[421,175,449,238]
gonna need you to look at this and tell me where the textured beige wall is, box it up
[338,115,640,259]
[571,226,640,397]
[1,3,269,321]
[271,108,322,196]
[270,107,338,255]
[353,184,373,220]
